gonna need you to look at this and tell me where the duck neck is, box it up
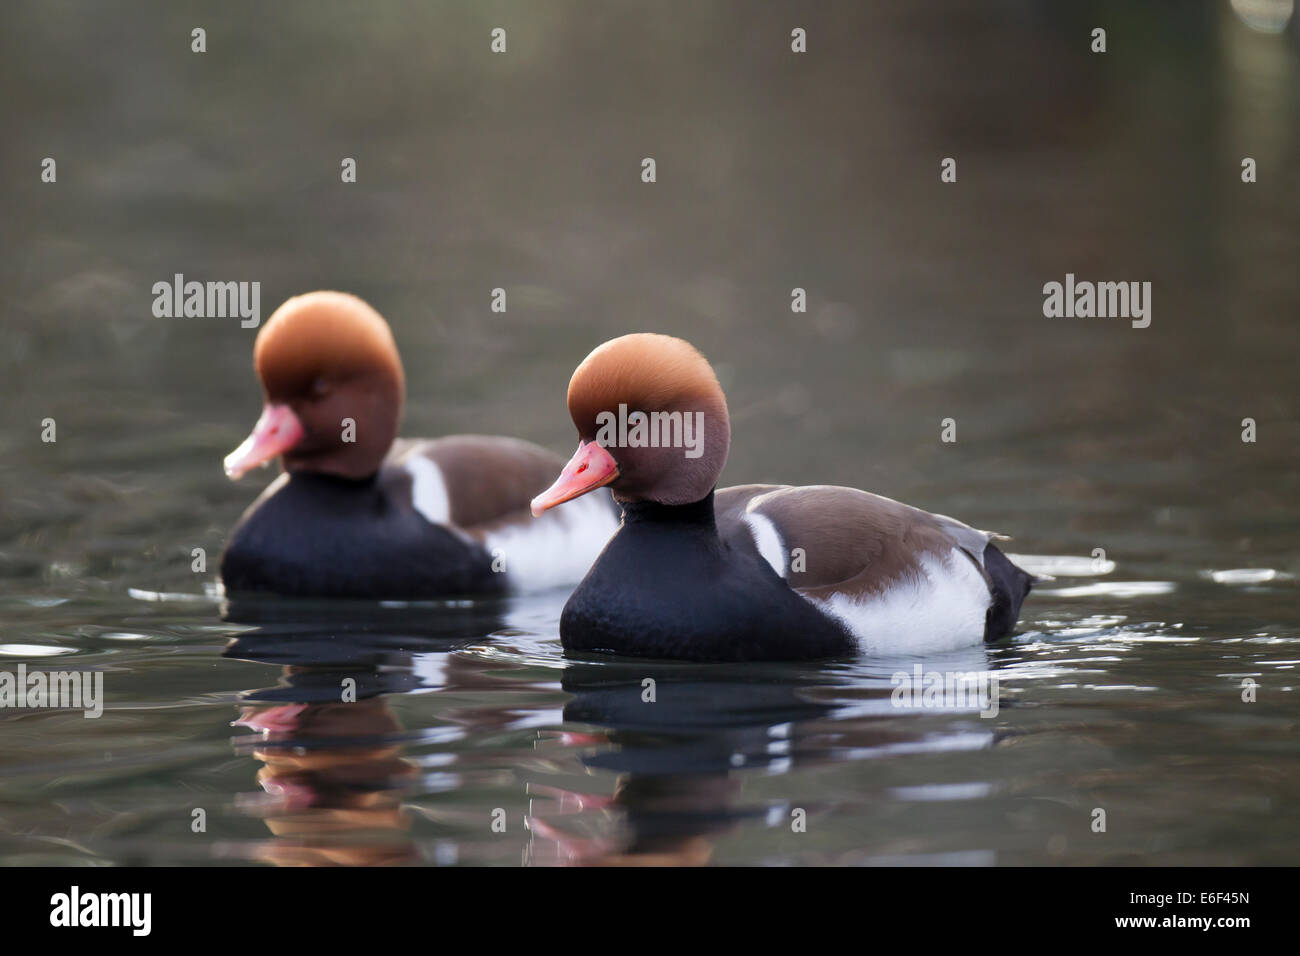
[288,468,380,489]
[620,490,717,531]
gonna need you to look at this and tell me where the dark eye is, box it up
[310,377,330,398]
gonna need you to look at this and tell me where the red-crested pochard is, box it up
[530,333,1033,660]
[220,291,618,598]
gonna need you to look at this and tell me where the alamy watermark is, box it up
[890,665,999,718]
[594,403,704,459]
[0,664,103,718]
[1042,273,1151,328]
[49,886,150,936]
[151,273,261,327]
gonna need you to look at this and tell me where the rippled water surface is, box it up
[2,2,1299,865]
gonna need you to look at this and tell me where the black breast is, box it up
[560,494,854,662]
[219,472,502,599]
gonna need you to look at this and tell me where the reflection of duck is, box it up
[226,630,423,867]
[220,291,617,599]
[221,591,508,664]
[222,594,537,866]
[234,697,418,867]
[525,643,1011,866]
[222,599,505,868]
[531,334,1034,659]
[524,661,836,866]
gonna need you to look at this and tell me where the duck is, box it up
[219,291,618,599]
[529,333,1033,661]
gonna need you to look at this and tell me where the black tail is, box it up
[983,543,1033,640]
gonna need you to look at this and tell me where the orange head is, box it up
[531,333,731,515]
[224,291,405,481]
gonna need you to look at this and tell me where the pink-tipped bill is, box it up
[530,441,619,516]
[224,404,304,480]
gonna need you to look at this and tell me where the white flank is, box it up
[743,512,787,576]
[808,548,991,654]
[404,456,451,525]
[484,493,619,592]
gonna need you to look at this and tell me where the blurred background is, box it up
[1,1,1298,866]
[2,0,1297,575]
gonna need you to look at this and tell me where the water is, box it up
[2,2,1298,866]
